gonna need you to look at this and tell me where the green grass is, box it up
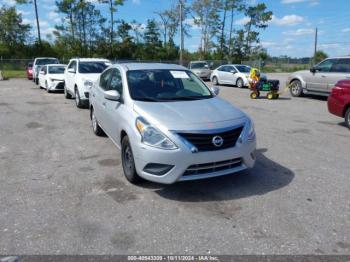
[1,70,27,79]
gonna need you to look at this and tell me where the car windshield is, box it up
[78,62,108,73]
[36,59,59,65]
[235,65,251,73]
[48,66,65,74]
[127,69,213,102]
[191,62,209,69]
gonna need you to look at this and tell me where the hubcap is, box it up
[124,146,134,171]
[75,91,79,104]
[238,79,243,87]
[291,82,300,94]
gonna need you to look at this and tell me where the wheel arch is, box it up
[343,103,350,117]
[289,77,306,89]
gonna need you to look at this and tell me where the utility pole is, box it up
[313,27,318,65]
[33,0,41,45]
[179,0,184,66]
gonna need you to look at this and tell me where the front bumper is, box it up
[133,138,256,184]
[47,81,65,91]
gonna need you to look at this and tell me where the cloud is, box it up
[185,18,200,29]
[271,15,304,26]
[0,0,16,6]
[48,11,61,23]
[283,28,315,36]
[342,28,350,33]
[22,18,33,25]
[235,17,251,25]
[18,9,31,16]
[132,0,140,4]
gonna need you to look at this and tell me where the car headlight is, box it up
[83,80,93,89]
[135,117,178,150]
[247,119,255,141]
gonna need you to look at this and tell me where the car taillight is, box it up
[331,86,343,96]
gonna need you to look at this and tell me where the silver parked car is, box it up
[188,61,211,80]
[288,56,350,97]
[89,63,256,184]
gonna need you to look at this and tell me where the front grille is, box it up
[56,82,64,90]
[177,126,243,152]
[183,158,242,176]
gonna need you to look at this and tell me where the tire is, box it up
[267,92,274,100]
[121,136,142,184]
[75,88,84,108]
[212,76,219,85]
[236,78,244,88]
[345,107,350,129]
[290,80,303,97]
[250,92,258,99]
[91,108,104,136]
[46,81,51,93]
[35,78,39,85]
[64,85,72,99]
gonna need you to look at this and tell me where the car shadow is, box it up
[143,148,294,202]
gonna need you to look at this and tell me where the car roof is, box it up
[190,61,208,63]
[34,57,58,60]
[327,56,350,59]
[70,58,110,62]
[116,63,187,71]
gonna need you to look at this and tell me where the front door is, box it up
[103,68,124,144]
[307,59,335,92]
[65,61,77,93]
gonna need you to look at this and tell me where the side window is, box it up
[68,61,76,72]
[218,66,225,72]
[331,59,350,73]
[316,59,334,72]
[109,69,123,95]
[99,69,113,90]
[228,66,236,73]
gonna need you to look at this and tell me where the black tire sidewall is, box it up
[121,136,140,183]
[345,108,350,129]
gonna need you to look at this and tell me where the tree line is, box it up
[0,0,273,63]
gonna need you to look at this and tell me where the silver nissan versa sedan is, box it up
[89,63,256,184]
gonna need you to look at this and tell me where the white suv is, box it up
[64,58,110,108]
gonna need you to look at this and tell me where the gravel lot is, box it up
[0,75,349,255]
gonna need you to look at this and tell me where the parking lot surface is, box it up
[0,75,349,255]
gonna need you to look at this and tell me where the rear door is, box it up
[327,58,350,91]
[307,59,335,92]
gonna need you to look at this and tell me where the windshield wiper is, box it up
[161,96,210,101]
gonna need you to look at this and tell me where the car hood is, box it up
[81,74,101,82]
[133,97,247,130]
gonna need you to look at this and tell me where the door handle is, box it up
[102,102,106,106]
[321,75,326,77]
[92,93,95,97]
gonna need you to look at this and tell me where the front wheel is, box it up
[121,136,142,184]
[345,107,350,129]
[64,85,72,99]
[236,78,244,88]
[75,88,83,108]
[46,81,50,93]
[290,80,303,97]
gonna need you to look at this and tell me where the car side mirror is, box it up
[310,67,316,73]
[210,86,220,96]
[230,70,236,74]
[67,68,76,74]
[104,90,120,101]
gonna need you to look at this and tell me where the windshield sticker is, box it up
[170,71,189,79]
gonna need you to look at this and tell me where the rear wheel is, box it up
[212,76,219,85]
[91,108,104,136]
[121,136,142,184]
[290,80,303,97]
[236,78,244,88]
[250,91,259,99]
[345,107,350,129]
[267,92,274,100]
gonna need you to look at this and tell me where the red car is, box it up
[328,79,350,129]
[26,62,33,80]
